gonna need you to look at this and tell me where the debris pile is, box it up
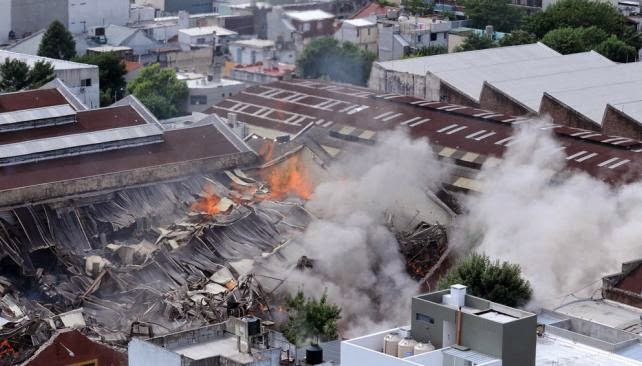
[396,222,448,280]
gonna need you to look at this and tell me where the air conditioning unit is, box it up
[89,26,106,37]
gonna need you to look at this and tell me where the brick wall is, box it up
[602,106,642,140]
[479,83,531,116]
[539,94,601,131]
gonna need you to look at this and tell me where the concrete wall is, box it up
[0,152,256,209]
[164,47,213,74]
[124,31,159,55]
[440,82,479,107]
[335,24,378,54]
[11,0,68,39]
[128,337,182,366]
[539,93,601,131]
[601,106,642,140]
[478,83,532,116]
[502,315,537,366]
[229,45,270,65]
[68,0,129,34]
[0,0,11,45]
[186,82,246,113]
[55,67,100,109]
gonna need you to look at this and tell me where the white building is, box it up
[0,50,99,108]
[68,0,130,34]
[335,18,378,54]
[178,71,245,113]
[178,25,238,48]
[378,17,452,61]
[229,39,276,65]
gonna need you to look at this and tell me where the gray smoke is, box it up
[453,121,642,308]
[282,129,450,337]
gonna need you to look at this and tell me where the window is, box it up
[190,95,207,105]
[417,34,422,43]
[356,28,360,37]
[430,33,437,41]
[303,23,310,32]
[367,27,371,36]
[197,37,206,44]
[317,21,323,30]
[81,79,92,87]
[416,313,434,324]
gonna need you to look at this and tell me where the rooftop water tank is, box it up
[397,337,417,358]
[383,332,401,356]
[414,341,436,355]
[306,344,323,365]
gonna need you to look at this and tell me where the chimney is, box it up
[228,112,237,128]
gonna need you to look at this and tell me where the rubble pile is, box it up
[0,170,312,361]
[395,222,448,280]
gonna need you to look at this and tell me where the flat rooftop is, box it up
[179,26,238,37]
[206,79,642,184]
[285,9,335,21]
[171,334,256,363]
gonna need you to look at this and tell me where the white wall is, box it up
[68,0,130,34]
[229,45,271,65]
[128,338,181,366]
[0,0,11,45]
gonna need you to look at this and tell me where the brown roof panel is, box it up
[0,89,69,112]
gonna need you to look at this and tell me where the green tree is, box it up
[38,20,76,60]
[296,37,376,86]
[282,290,341,346]
[456,33,497,52]
[438,253,532,307]
[499,29,537,46]
[75,52,127,106]
[128,64,188,119]
[0,59,55,92]
[402,0,432,16]
[524,0,626,39]
[541,26,608,54]
[403,45,448,58]
[595,35,638,62]
[463,0,525,33]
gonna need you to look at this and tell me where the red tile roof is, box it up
[124,60,143,73]
[351,2,398,19]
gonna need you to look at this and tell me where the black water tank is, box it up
[243,316,261,336]
[306,344,323,365]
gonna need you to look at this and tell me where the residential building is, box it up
[128,317,282,366]
[266,9,336,56]
[447,26,505,53]
[0,84,254,208]
[131,11,220,43]
[22,329,127,366]
[134,0,215,14]
[148,45,214,74]
[67,0,130,34]
[178,25,239,49]
[206,79,642,188]
[350,2,399,21]
[377,17,452,61]
[0,50,100,108]
[603,259,642,309]
[179,71,246,113]
[130,4,157,24]
[342,285,642,366]
[229,39,277,65]
[229,62,295,85]
[335,18,378,54]
[0,0,68,43]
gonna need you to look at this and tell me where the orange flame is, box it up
[263,155,313,200]
[191,183,222,215]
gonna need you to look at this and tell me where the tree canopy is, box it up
[498,30,537,47]
[38,20,76,60]
[296,37,376,86]
[0,58,55,92]
[128,64,188,119]
[403,45,448,58]
[402,0,432,16]
[463,0,524,33]
[524,0,626,39]
[438,253,533,307]
[594,35,638,62]
[282,290,341,346]
[456,33,497,52]
[75,52,127,106]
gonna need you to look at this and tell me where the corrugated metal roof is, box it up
[0,104,76,127]
[433,51,613,102]
[376,42,560,76]
[488,62,642,113]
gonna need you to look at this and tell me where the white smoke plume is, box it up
[282,129,450,337]
[453,121,642,309]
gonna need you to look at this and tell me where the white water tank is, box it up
[383,332,401,356]
[450,284,467,308]
[397,337,417,358]
[414,341,436,355]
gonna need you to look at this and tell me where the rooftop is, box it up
[343,18,376,27]
[86,45,133,53]
[179,25,238,37]
[206,79,642,184]
[0,50,97,71]
[375,42,559,76]
[230,39,275,48]
[177,73,245,89]
[285,9,335,22]
[233,63,296,76]
[432,51,612,102]
[351,2,398,19]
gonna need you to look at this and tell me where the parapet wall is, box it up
[0,151,257,209]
